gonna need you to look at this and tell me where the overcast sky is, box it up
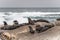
[0,0,60,8]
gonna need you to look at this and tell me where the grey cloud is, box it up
[0,0,60,8]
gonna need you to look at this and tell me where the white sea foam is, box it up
[0,12,59,25]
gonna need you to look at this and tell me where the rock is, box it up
[0,32,16,40]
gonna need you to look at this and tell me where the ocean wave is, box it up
[0,12,59,25]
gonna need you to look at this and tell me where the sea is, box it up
[0,8,60,25]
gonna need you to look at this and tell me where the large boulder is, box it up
[0,32,16,40]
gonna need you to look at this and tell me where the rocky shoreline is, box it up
[0,18,60,40]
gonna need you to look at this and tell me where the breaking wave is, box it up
[0,12,60,25]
